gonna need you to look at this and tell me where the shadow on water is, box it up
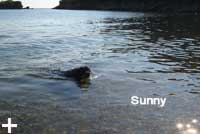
[100,15,200,73]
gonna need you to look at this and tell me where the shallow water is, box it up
[0,9,200,134]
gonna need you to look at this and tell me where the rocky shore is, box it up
[55,0,200,13]
[0,0,23,9]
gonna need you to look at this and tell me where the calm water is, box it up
[0,9,200,134]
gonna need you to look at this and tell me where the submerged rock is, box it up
[168,93,176,96]
[188,91,200,94]
[0,0,23,9]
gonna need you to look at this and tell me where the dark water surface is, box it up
[0,9,200,134]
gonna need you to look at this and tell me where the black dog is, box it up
[64,66,91,81]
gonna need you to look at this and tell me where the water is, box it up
[0,9,200,134]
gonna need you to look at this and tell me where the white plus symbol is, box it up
[2,118,18,134]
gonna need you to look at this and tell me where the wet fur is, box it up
[63,66,91,81]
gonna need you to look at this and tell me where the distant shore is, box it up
[0,0,23,9]
[55,0,200,13]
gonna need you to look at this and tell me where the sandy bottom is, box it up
[0,72,199,134]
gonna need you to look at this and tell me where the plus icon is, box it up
[2,118,18,134]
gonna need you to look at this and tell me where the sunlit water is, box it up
[0,9,200,134]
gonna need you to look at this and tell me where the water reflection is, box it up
[176,118,199,134]
[77,78,91,89]
[100,15,200,73]
[192,119,198,124]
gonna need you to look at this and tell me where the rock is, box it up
[168,93,176,96]
[54,0,200,13]
[24,6,30,9]
[188,91,200,94]
[152,93,160,96]
[0,0,23,9]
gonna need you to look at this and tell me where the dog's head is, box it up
[77,66,91,79]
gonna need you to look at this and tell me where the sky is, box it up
[20,0,60,8]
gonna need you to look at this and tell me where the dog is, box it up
[64,66,91,81]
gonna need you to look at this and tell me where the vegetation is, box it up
[0,0,23,9]
[55,0,200,13]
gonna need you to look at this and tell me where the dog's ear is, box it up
[83,66,91,72]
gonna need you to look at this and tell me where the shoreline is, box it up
[53,8,200,15]
[55,0,200,14]
[0,8,199,15]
